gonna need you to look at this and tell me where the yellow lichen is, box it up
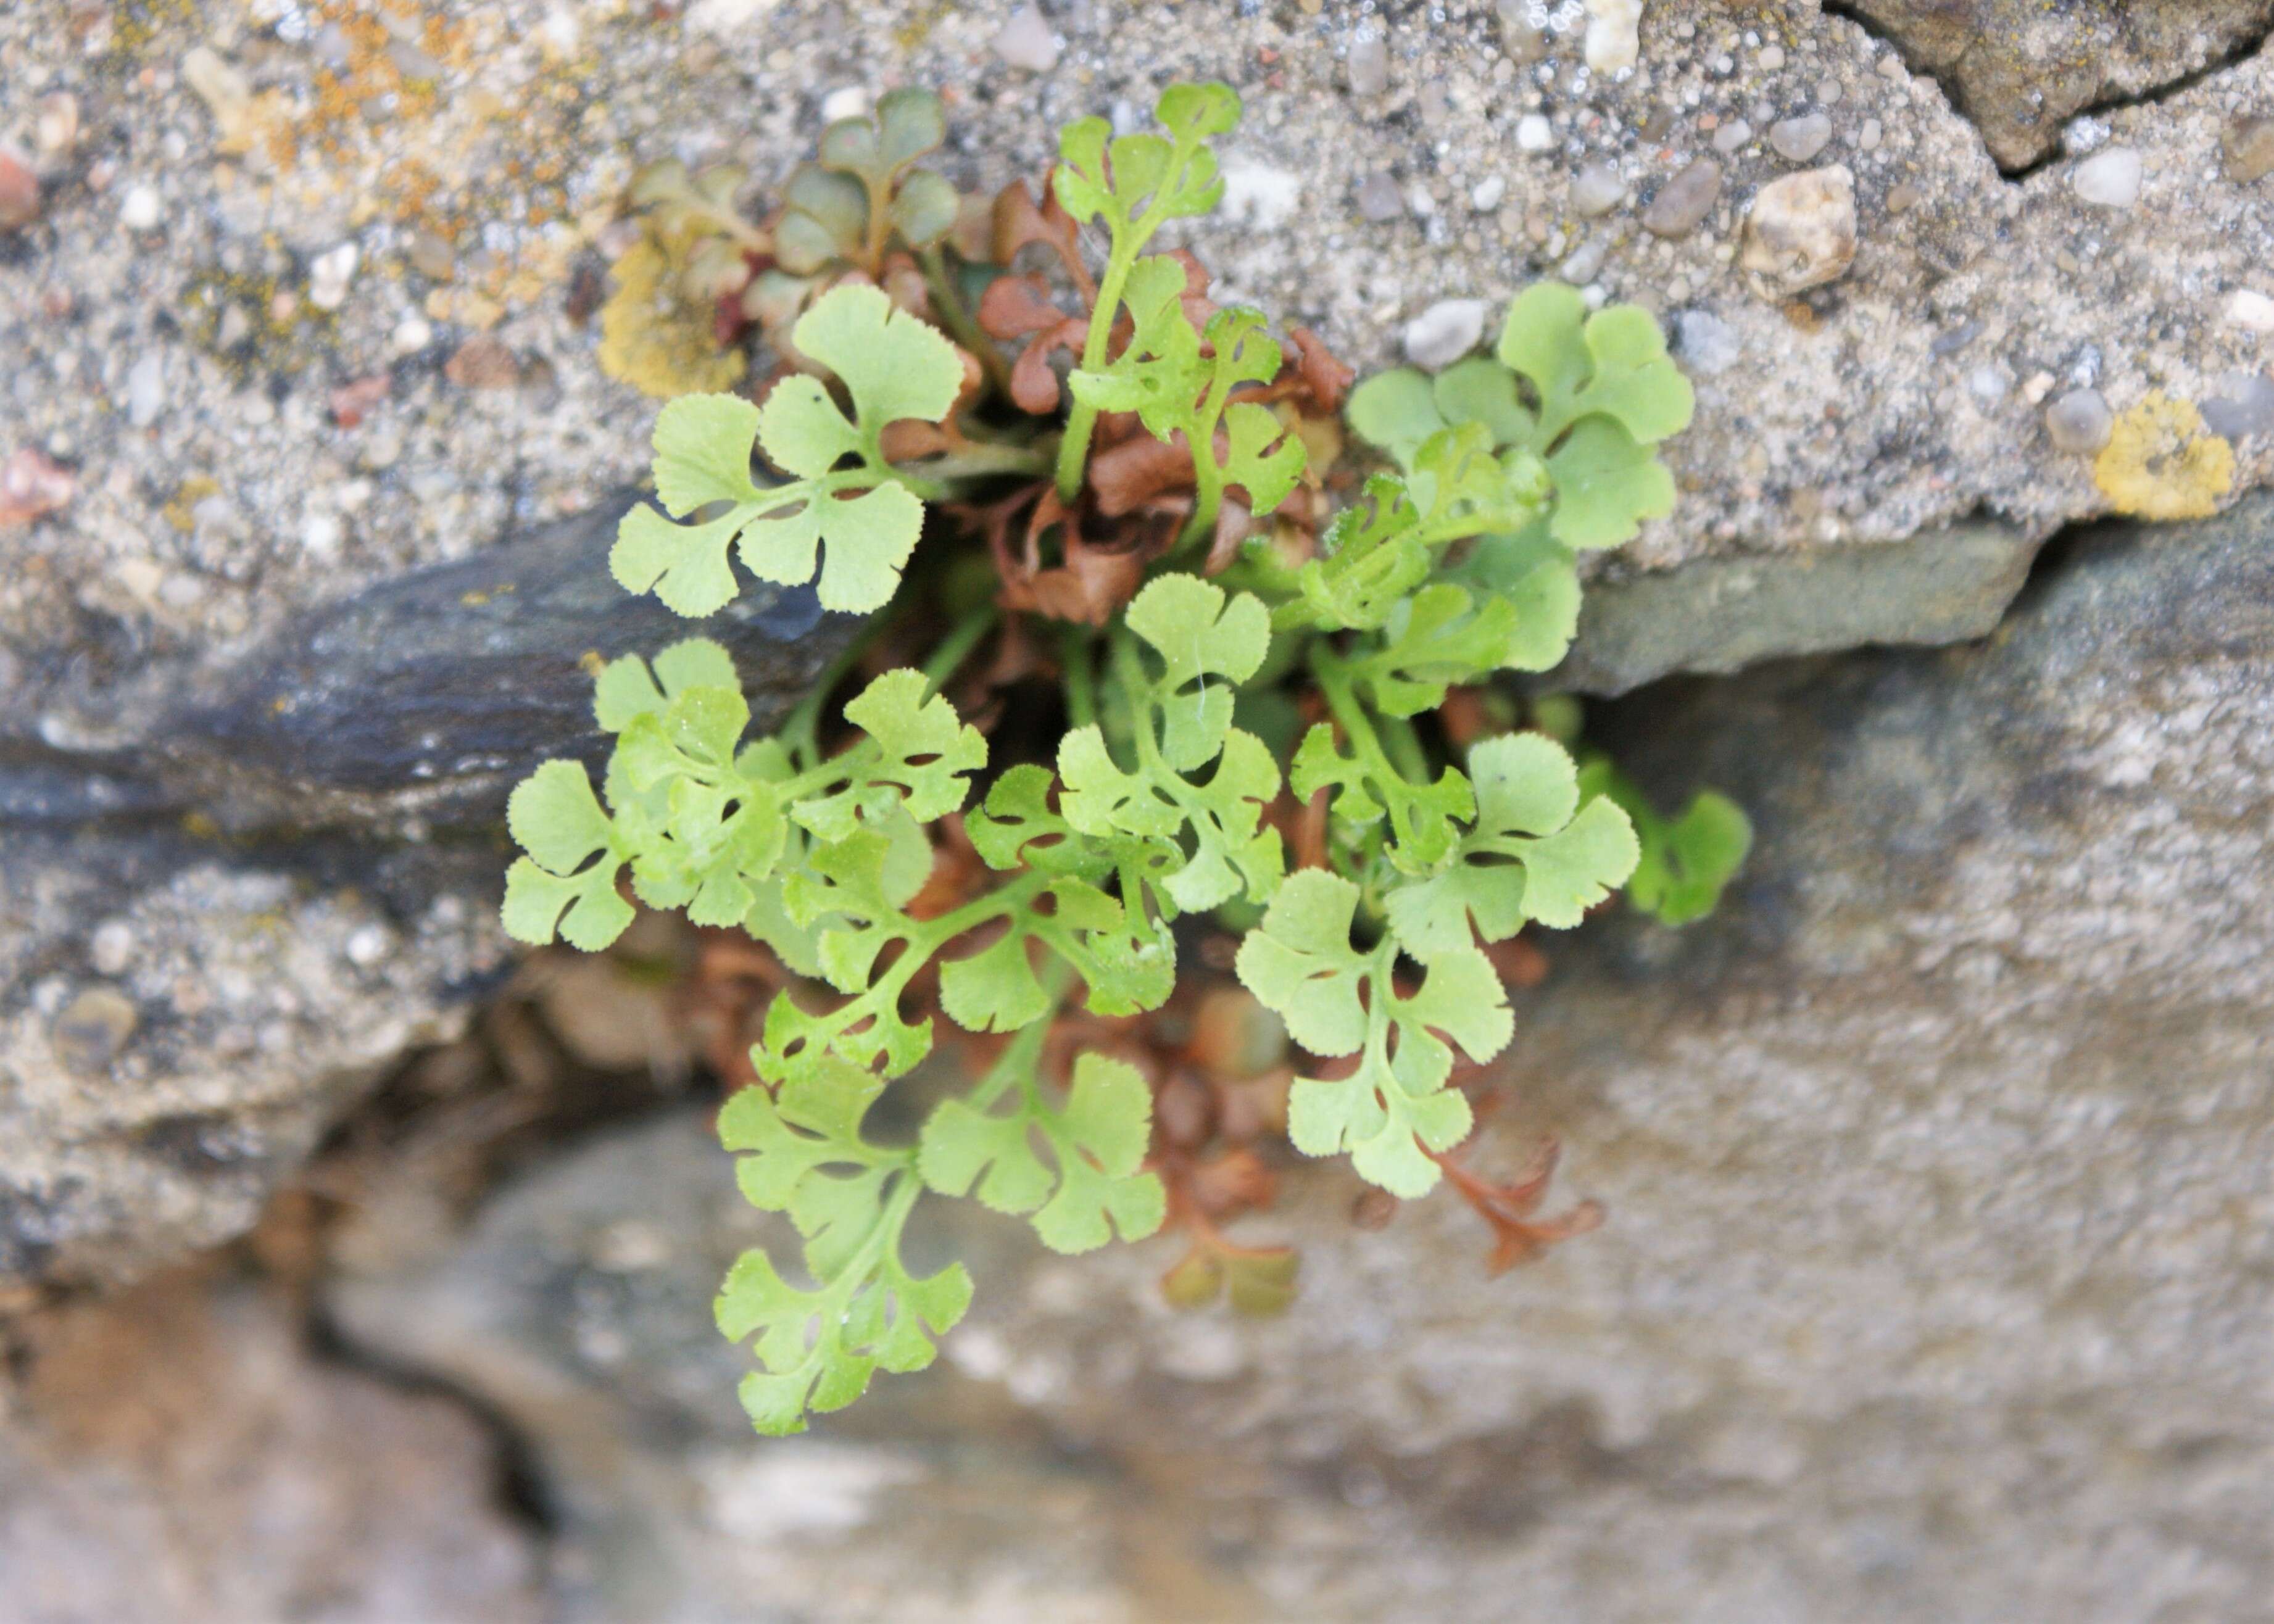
[597,230,746,400]
[2094,394,2236,521]
[163,476,221,532]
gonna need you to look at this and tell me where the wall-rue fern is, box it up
[506,82,1746,1435]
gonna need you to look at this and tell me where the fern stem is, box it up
[1059,623,1099,729]
[1313,645,1428,789]
[921,602,998,695]
[917,244,1014,400]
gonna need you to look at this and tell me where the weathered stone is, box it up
[0,829,506,1288]
[159,495,844,834]
[1739,164,1857,296]
[0,494,857,1289]
[2227,114,2274,184]
[0,1272,543,1622]
[1553,518,2041,694]
[1840,0,2274,170]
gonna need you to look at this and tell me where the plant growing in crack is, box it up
[510,82,1747,1434]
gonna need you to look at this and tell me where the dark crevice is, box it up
[305,1302,562,1541]
[1820,1,2274,180]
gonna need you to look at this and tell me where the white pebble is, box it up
[345,924,392,967]
[1571,159,1625,215]
[119,183,162,231]
[390,317,434,355]
[818,85,869,122]
[1712,119,1752,154]
[1402,298,1490,371]
[1968,365,2009,403]
[2072,146,2141,208]
[125,353,165,426]
[89,920,135,977]
[309,242,358,311]
[2224,289,2274,333]
[1757,45,1786,72]
[1561,230,1614,284]
[1582,0,1643,75]
[1471,174,1507,211]
[1348,33,1390,97]
[990,7,1058,73]
[1516,114,1554,152]
[301,512,342,555]
[1769,114,1832,163]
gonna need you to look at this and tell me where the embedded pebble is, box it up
[2200,374,2274,441]
[390,316,434,355]
[346,924,393,967]
[309,243,359,312]
[1641,158,1722,239]
[1675,309,1741,376]
[125,354,165,427]
[1495,1,1547,62]
[2044,388,2113,454]
[0,147,36,229]
[119,183,162,231]
[1582,0,1643,75]
[1769,115,1833,164]
[445,336,521,389]
[1471,175,1506,212]
[1348,33,1390,97]
[1758,46,1786,72]
[990,7,1058,73]
[1560,230,1615,284]
[2072,147,2141,209]
[1571,159,1626,216]
[2223,116,2274,185]
[1712,119,1753,155]
[1516,114,1554,153]
[1402,298,1490,371]
[1740,165,1857,296]
[1967,365,2009,404]
[54,987,138,1075]
[302,512,344,556]
[818,86,869,122]
[89,920,136,977]
[1356,172,1404,222]
[2225,289,2274,333]
[0,446,75,527]
[35,93,80,156]
[1886,183,1921,215]
[407,228,455,281]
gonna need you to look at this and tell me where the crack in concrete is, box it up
[1820,0,2274,178]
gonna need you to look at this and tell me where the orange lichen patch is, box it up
[598,231,748,400]
[181,2,599,326]
[2094,394,2236,521]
